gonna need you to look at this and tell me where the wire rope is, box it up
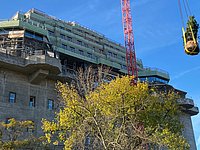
[185,0,192,16]
[178,0,185,27]
[183,0,189,18]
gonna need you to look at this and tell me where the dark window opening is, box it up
[113,53,117,58]
[29,96,36,108]
[67,36,72,42]
[48,30,54,36]
[108,51,112,57]
[5,118,11,124]
[69,46,75,52]
[48,99,54,110]
[79,50,84,55]
[77,40,82,45]
[87,52,92,58]
[60,34,65,39]
[27,121,34,133]
[9,92,16,103]
[62,44,67,49]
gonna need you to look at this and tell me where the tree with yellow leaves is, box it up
[0,118,45,150]
[42,76,189,150]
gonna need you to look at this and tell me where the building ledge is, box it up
[178,98,194,109]
[182,106,199,116]
[0,49,61,77]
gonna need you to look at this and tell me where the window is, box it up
[77,40,82,45]
[108,51,112,57]
[9,92,16,103]
[62,44,67,49]
[66,29,71,32]
[87,52,92,58]
[5,118,11,124]
[27,121,34,133]
[85,136,91,146]
[79,50,84,55]
[99,49,103,54]
[60,34,65,39]
[69,46,75,52]
[121,56,125,61]
[29,96,36,108]
[113,53,117,58]
[67,36,72,42]
[121,64,127,70]
[77,29,82,33]
[59,26,65,30]
[48,99,54,110]
[48,30,54,36]
[84,43,89,48]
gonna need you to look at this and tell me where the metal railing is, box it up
[143,66,169,76]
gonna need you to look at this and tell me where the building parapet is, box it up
[138,67,170,81]
[0,48,61,83]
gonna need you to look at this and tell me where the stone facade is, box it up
[0,52,60,137]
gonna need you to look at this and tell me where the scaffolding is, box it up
[0,29,53,58]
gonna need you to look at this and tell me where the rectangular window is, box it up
[59,26,65,30]
[62,44,67,49]
[9,92,16,103]
[121,64,127,70]
[48,30,54,36]
[87,52,92,58]
[121,56,125,61]
[84,43,89,48]
[66,29,71,32]
[99,49,103,54]
[67,36,72,42]
[5,118,11,124]
[48,99,54,110]
[60,34,65,39]
[29,96,36,108]
[77,29,82,33]
[108,51,112,57]
[113,53,117,58]
[77,40,82,45]
[79,50,84,55]
[27,121,34,133]
[69,46,75,52]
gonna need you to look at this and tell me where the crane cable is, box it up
[184,0,192,17]
[178,0,192,27]
[178,0,185,28]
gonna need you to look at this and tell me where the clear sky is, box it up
[0,0,199,149]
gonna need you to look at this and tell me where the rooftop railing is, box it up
[143,66,169,76]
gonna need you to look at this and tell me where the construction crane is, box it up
[121,0,138,84]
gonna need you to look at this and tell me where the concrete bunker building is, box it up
[0,9,198,149]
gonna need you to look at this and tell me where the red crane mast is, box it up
[121,0,138,82]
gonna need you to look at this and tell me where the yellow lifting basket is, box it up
[182,16,199,56]
[182,25,199,55]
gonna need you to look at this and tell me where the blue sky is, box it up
[0,0,200,148]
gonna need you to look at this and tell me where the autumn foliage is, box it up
[42,76,189,150]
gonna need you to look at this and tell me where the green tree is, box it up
[186,16,199,39]
[0,118,44,150]
[42,76,189,150]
